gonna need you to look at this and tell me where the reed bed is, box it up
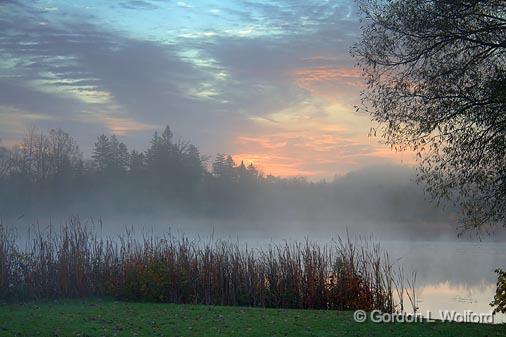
[0,218,407,312]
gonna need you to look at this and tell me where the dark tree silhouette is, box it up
[11,128,81,182]
[46,129,81,176]
[129,150,146,175]
[0,125,450,230]
[353,0,506,231]
[0,143,12,179]
[92,134,112,172]
[92,134,129,175]
[146,126,174,174]
[212,153,227,178]
[109,135,129,174]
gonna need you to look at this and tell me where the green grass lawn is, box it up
[0,299,503,337]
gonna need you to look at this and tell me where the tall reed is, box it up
[0,218,407,312]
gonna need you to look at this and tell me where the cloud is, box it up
[118,1,159,10]
[294,66,363,93]
[177,1,192,9]
[229,96,413,178]
[0,4,230,152]
[287,66,365,107]
[0,0,414,178]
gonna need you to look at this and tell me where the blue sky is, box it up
[0,0,414,178]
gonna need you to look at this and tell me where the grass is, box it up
[0,299,503,337]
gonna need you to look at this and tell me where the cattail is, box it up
[0,218,407,312]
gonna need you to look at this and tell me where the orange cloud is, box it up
[233,152,317,177]
[227,65,416,179]
[294,67,361,82]
[294,66,361,83]
[292,67,364,103]
[102,116,156,135]
[78,112,157,136]
[233,136,417,179]
[232,126,407,178]
[231,95,416,179]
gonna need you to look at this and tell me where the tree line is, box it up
[0,126,316,218]
[0,125,451,230]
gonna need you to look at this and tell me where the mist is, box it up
[1,127,504,289]
[2,127,504,244]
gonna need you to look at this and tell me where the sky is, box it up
[0,0,416,179]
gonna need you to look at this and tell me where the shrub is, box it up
[491,268,506,314]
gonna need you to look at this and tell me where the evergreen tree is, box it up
[184,144,204,175]
[118,143,129,172]
[160,125,173,148]
[146,127,173,172]
[109,135,129,173]
[225,155,237,181]
[237,160,247,182]
[129,150,146,174]
[212,153,226,178]
[145,131,160,169]
[92,134,111,172]
[247,163,259,179]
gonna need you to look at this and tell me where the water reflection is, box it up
[417,282,505,323]
[381,241,506,324]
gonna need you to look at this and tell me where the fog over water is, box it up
[3,164,461,237]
